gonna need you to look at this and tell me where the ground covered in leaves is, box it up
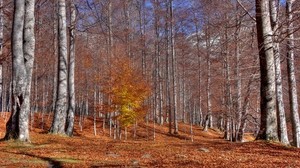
[0,112,299,167]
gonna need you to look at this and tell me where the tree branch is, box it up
[236,0,256,22]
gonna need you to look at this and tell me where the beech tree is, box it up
[50,0,68,134]
[0,0,3,112]
[286,0,300,148]
[4,0,35,142]
[66,0,76,136]
[270,0,289,145]
[255,0,278,141]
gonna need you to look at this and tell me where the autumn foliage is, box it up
[101,56,151,128]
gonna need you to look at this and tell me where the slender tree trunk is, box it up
[269,0,289,145]
[204,53,212,131]
[234,11,242,142]
[224,41,232,140]
[66,0,76,136]
[138,0,146,75]
[286,0,300,148]
[93,91,97,136]
[50,0,68,134]
[204,23,212,131]
[255,0,278,141]
[0,0,3,112]
[195,22,203,126]
[52,1,58,114]
[165,3,172,134]
[124,0,131,58]
[169,0,178,134]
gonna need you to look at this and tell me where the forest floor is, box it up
[0,112,299,167]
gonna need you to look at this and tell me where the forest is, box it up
[0,0,300,167]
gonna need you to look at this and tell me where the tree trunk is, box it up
[195,21,203,126]
[286,0,300,148]
[270,0,289,145]
[255,0,278,141]
[234,10,242,142]
[66,0,76,136]
[165,1,172,134]
[52,1,58,114]
[204,54,212,131]
[5,0,26,141]
[21,0,35,141]
[204,22,212,131]
[5,0,35,142]
[50,0,68,134]
[169,0,178,134]
[0,0,3,112]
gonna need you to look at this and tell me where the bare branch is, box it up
[236,0,256,22]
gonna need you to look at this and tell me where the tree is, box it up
[50,0,68,134]
[255,0,278,141]
[4,0,35,142]
[0,0,3,112]
[102,56,150,134]
[66,0,76,136]
[286,0,300,148]
[270,0,289,145]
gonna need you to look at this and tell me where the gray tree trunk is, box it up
[194,15,203,126]
[286,0,300,148]
[66,0,76,136]
[50,0,68,134]
[224,35,232,140]
[169,0,178,134]
[204,23,212,131]
[204,53,212,131]
[52,1,58,114]
[255,0,278,141]
[20,0,35,142]
[5,0,26,140]
[0,0,3,112]
[5,0,35,142]
[270,0,289,145]
[234,8,242,141]
[165,2,172,134]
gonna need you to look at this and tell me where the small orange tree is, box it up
[102,56,150,128]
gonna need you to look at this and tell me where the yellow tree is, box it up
[102,56,150,133]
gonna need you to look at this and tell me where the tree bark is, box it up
[270,0,289,145]
[5,0,26,140]
[66,0,76,136]
[169,0,178,134]
[50,0,68,134]
[20,0,35,142]
[286,0,300,148]
[0,0,3,112]
[255,0,278,141]
[4,0,35,142]
[204,23,212,131]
